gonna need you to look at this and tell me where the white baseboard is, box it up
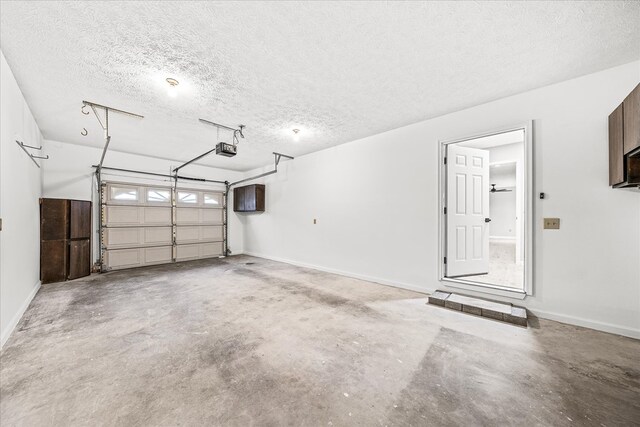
[527,308,639,340]
[242,252,639,340]
[1,280,41,349]
[242,251,435,295]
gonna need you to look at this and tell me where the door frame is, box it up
[438,121,534,299]
[488,159,522,265]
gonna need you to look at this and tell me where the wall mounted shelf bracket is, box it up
[15,140,48,168]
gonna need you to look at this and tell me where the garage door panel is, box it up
[176,225,223,244]
[143,207,172,224]
[104,246,172,270]
[176,208,200,224]
[104,205,171,226]
[102,182,226,270]
[176,242,223,261]
[201,226,223,241]
[176,208,223,225]
[145,227,172,245]
[200,242,223,257]
[176,244,199,260]
[104,228,142,248]
[104,205,140,225]
[103,227,172,249]
[145,246,173,263]
[201,209,224,224]
[105,248,142,269]
[176,226,199,243]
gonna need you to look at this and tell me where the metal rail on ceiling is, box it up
[230,152,294,187]
[91,165,228,185]
[172,119,245,173]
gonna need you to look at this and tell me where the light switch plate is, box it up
[544,218,560,229]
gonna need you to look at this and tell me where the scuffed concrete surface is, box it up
[1,255,638,426]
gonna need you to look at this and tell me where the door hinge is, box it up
[443,207,447,214]
[444,257,447,264]
[444,157,447,165]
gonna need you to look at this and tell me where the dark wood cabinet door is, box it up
[41,240,67,283]
[41,199,69,240]
[70,200,91,239]
[233,186,245,212]
[68,239,91,280]
[245,185,257,211]
[623,83,640,155]
[609,103,625,186]
[255,185,265,211]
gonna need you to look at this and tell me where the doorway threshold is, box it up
[428,290,527,327]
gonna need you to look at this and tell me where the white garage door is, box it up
[101,182,225,271]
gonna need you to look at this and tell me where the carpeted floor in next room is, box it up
[1,255,638,426]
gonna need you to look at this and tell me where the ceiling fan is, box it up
[490,184,512,193]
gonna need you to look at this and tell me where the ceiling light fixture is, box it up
[292,128,300,142]
[166,77,179,98]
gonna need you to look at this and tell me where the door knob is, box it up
[484,218,492,223]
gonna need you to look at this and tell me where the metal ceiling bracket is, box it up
[173,147,218,174]
[82,100,144,171]
[198,118,245,145]
[84,100,143,273]
[173,119,247,173]
[230,152,294,187]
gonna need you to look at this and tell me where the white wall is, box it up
[489,142,524,256]
[489,190,516,238]
[241,61,640,338]
[0,51,43,347]
[42,141,246,261]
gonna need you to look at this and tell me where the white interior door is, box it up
[446,145,490,277]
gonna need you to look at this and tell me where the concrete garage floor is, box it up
[1,256,638,426]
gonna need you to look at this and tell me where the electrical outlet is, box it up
[544,218,560,229]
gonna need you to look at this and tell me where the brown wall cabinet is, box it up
[609,83,640,188]
[40,198,92,283]
[234,184,265,212]
[623,84,640,155]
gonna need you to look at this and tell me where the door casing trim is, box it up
[437,121,534,299]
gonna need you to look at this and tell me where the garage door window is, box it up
[178,191,198,204]
[147,189,170,203]
[204,193,221,206]
[111,186,138,201]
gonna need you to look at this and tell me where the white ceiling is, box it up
[1,1,638,171]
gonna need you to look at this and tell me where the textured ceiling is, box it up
[1,1,639,171]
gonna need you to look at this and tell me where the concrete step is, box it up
[428,290,527,327]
